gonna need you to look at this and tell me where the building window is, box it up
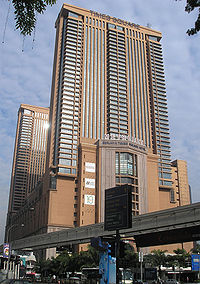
[50,176,56,190]
[170,189,175,203]
[115,152,135,176]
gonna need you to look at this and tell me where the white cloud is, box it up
[0,0,199,244]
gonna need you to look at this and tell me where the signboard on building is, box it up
[191,254,200,271]
[104,184,132,231]
[84,194,95,205]
[85,162,95,173]
[85,178,95,188]
[3,243,10,258]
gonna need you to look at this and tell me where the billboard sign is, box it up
[84,194,95,205]
[85,178,95,188]
[104,184,132,231]
[3,243,10,258]
[85,162,95,173]
[192,254,200,271]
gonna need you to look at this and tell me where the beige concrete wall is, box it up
[79,141,97,227]
[147,152,159,212]
[172,160,191,206]
[48,176,75,228]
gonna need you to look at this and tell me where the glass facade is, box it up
[107,28,128,136]
[54,15,83,175]
[115,152,139,215]
[11,106,49,212]
[52,6,173,187]
[147,39,172,187]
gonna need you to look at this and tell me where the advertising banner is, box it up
[85,178,95,188]
[3,243,10,258]
[84,194,95,205]
[85,162,95,173]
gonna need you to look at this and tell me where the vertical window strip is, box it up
[82,26,88,137]
[90,28,95,138]
[130,39,136,138]
[136,40,143,141]
[54,18,66,166]
[86,27,91,138]
[127,38,132,137]
[142,42,151,148]
[94,28,98,139]
[102,30,105,138]
[151,43,172,177]
[139,41,148,146]
[98,29,101,139]
[133,39,140,140]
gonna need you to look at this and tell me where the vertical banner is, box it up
[3,243,10,258]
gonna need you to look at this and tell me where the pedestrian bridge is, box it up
[11,202,200,250]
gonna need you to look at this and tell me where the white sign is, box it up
[139,251,143,262]
[85,162,96,173]
[85,178,95,188]
[84,194,95,205]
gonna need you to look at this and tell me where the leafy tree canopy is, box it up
[176,0,200,35]
[191,243,200,254]
[11,0,56,36]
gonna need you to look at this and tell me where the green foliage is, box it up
[191,243,200,254]
[34,258,52,277]
[172,248,190,268]
[34,246,99,277]
[11,0,57,36]
[145,249,167,267]
[119,243,138,270]
[176,0,200,35]
[185,0,200,35]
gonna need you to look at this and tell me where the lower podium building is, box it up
[6,3,193,258]
[8,136,192,258]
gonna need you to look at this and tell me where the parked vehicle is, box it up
[0,280,30,284]
[164,279,179,284]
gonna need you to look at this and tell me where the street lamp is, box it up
[5,223,24,243]
[5,223,24,279]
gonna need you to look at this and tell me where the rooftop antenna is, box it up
[2,0,11,43]
[146,23,152,28]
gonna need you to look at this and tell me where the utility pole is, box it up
[116,230,120,284]
[139,250,143,282]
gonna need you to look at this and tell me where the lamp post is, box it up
[5,223,24,279]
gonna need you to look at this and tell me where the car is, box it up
[165,279,179,284]
[0,280,30,284]
[68,276,81,283]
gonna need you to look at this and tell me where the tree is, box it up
[173,248,190,268]
[118,243,138,271]
[191,242,200,254]
[176,0,200,35]
[144,249,168,278]
[11,0,57,36]
[34,258,52,278]
[185,0,200,35]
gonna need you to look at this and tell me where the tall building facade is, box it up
[46,3,173,229]
[6,4,192,255]
[48,4,171,187]
[6,104,49,239]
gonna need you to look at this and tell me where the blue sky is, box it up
[0,0,199,243]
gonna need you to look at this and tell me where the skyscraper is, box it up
[6,104,49,238]
[46,3,173,227]
[6,4,191,255]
